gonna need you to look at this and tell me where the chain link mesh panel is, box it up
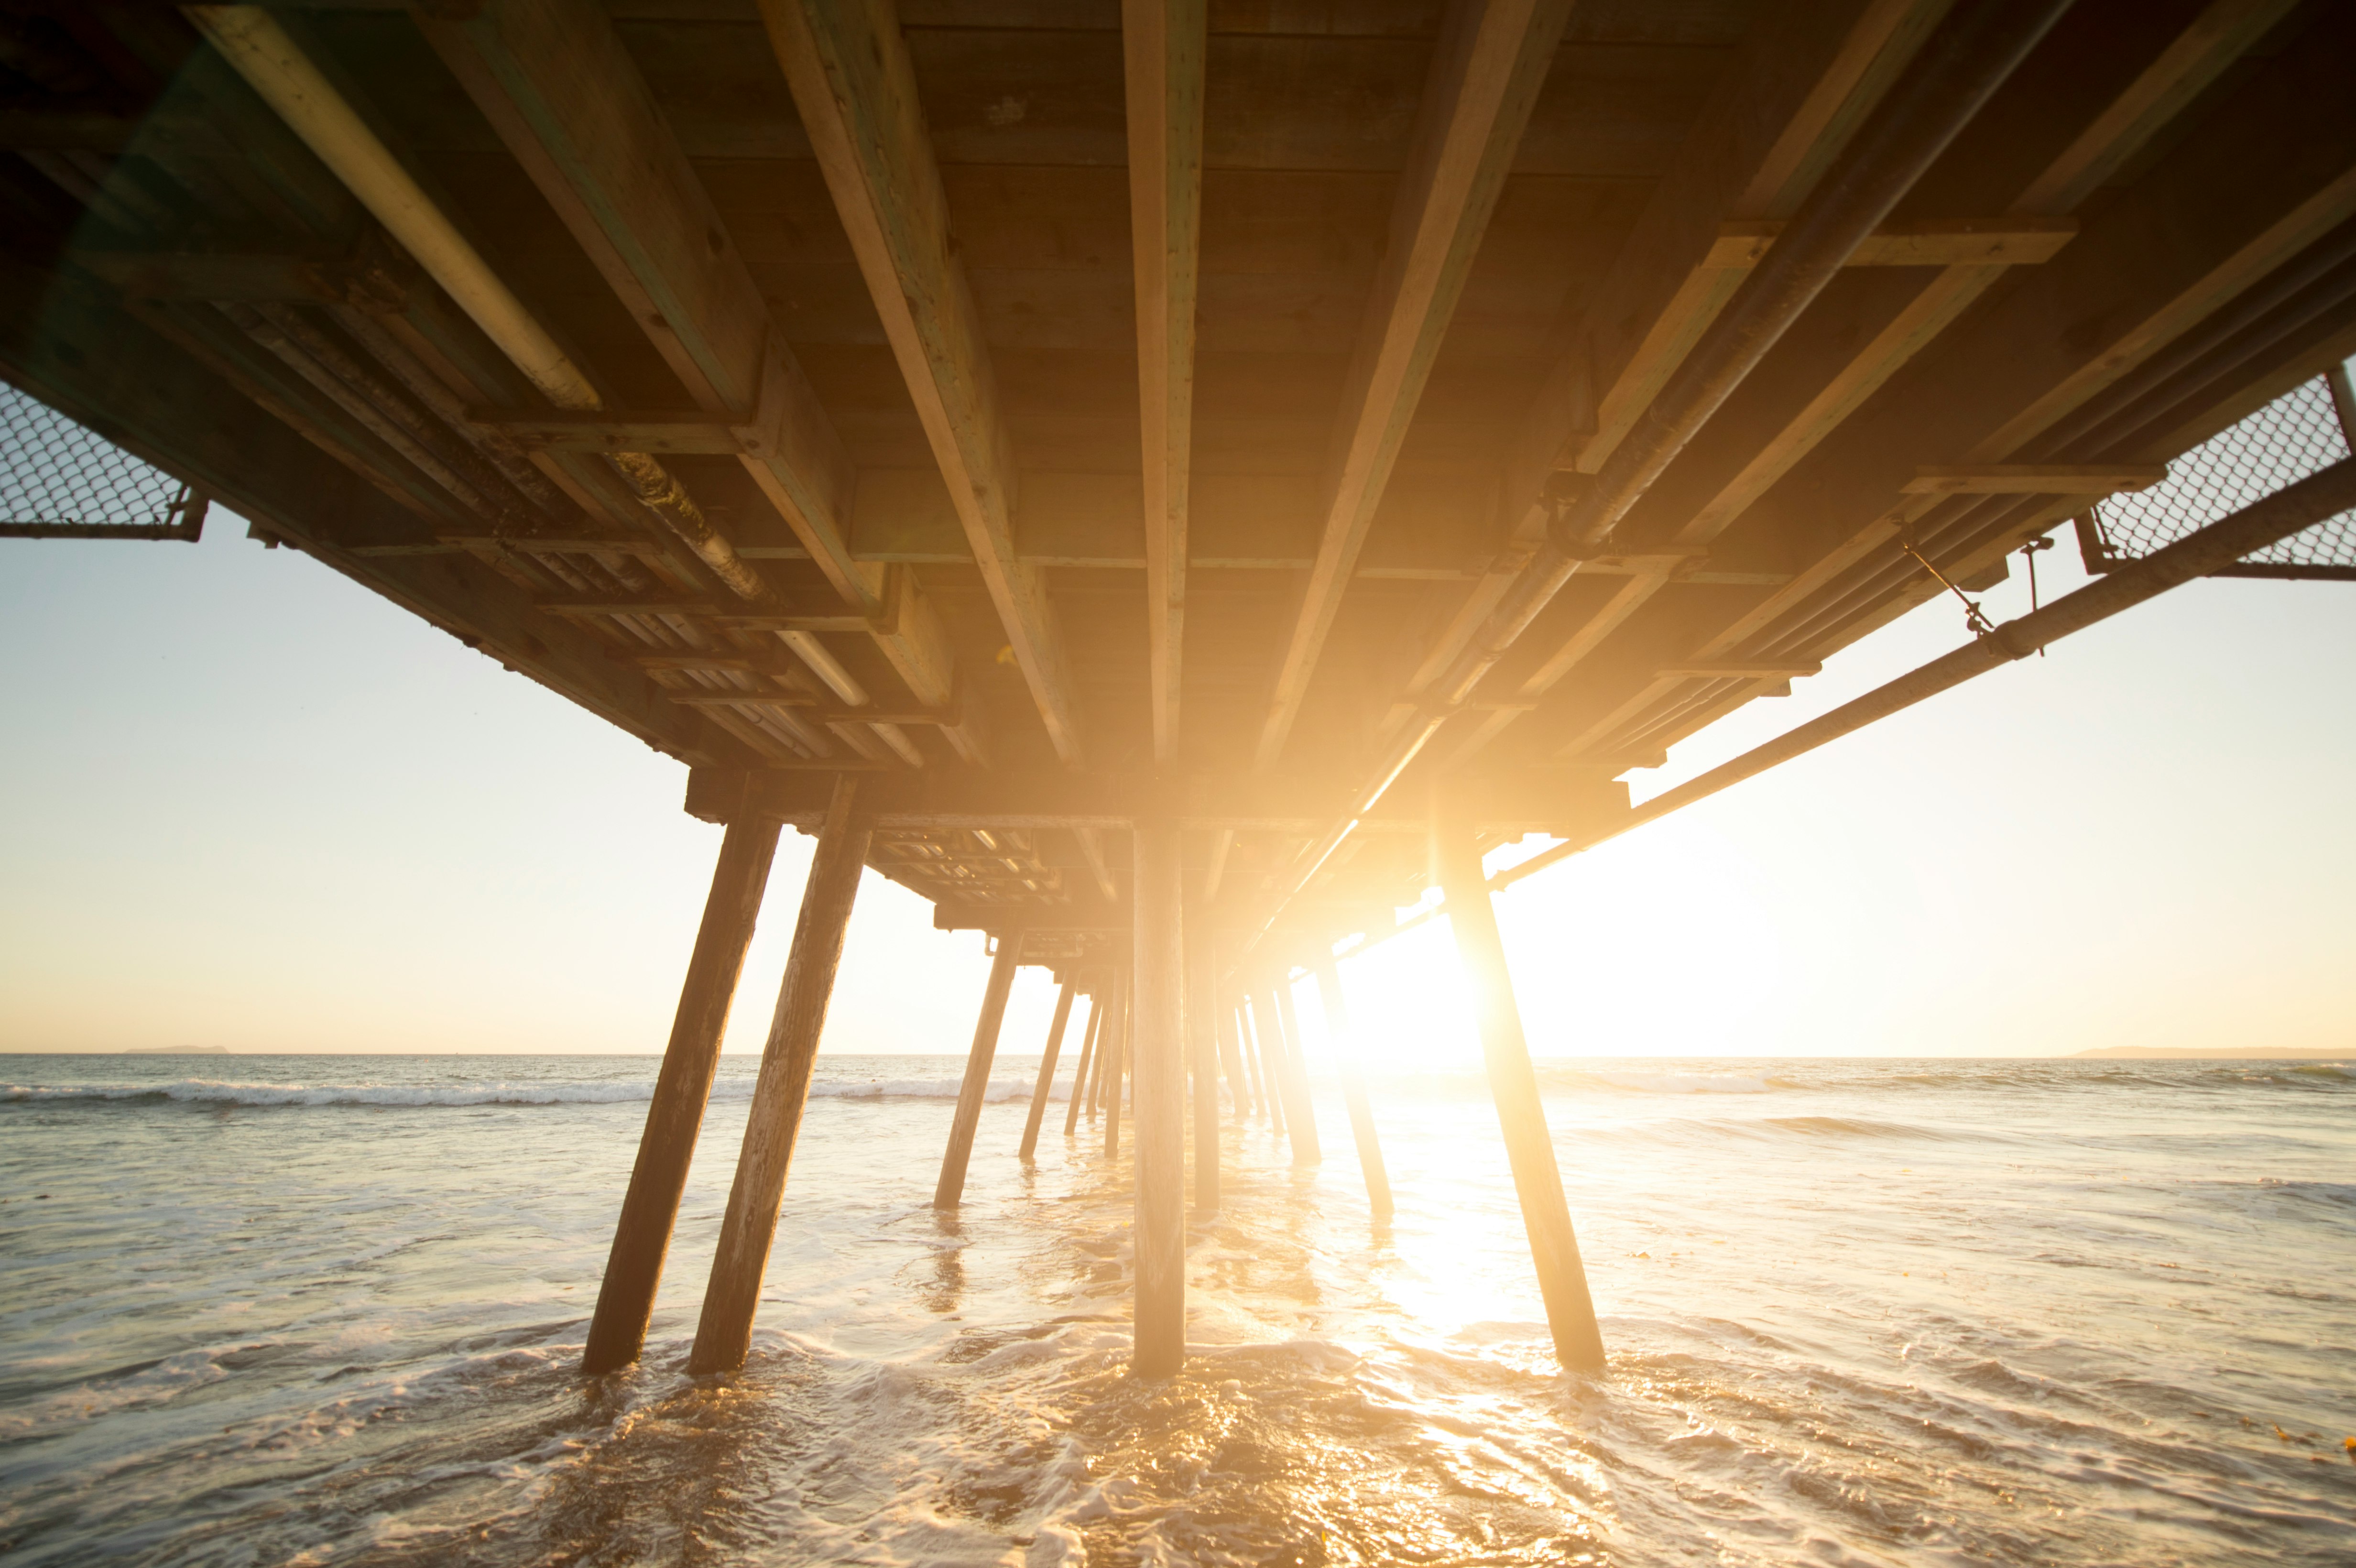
[2084,372,2356,579]
[1,381,201,539]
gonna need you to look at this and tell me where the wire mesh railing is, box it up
[1,381,206,540]
[2080,370,2356,580]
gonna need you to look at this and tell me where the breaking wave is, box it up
[1,1076,1062,1110]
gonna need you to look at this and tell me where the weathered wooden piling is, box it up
[1063,991,1102,1138]
[1244,1002,1284,1134]
[1266,983,1321,1164]
[1313,954,1393,1222]
[1101,967,1131,1158]
[582,817,782,1375]
[1018,979,1077,1161]
[1186,929,1220,1211]
[689,778,874,1375]
[1439,827,1605,1373]
[935,934,1024,1209]
[1216,1003,1252,1120]
[1131,823,1187,1374]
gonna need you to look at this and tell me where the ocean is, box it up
[1,1051,2350,1566]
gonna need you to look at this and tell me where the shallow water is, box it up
[2,1051,2352,1566]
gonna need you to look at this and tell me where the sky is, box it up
[2,486,2351,1062]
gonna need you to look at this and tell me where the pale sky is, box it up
[2,499,2350,1061]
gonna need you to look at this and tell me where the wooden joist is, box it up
[1397,0,1951,741]
[1662,0,2309,555]
[1252,0,1577,771]
[1124,0,1206,766]
[1700,217,2077,270]
[1902,465,2169,494]
[762,0,1083,763]
[417,0,971,743]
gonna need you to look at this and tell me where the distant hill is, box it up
[121,1045,230,1055]
[2074,1045,2349,1060]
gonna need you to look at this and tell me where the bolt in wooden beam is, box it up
[690,775,875,1374]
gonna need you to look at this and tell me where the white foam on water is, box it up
[1588,1069,1779,1094]
[3,1052,2351,1566]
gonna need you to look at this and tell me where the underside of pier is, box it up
[6,0,2353,1377]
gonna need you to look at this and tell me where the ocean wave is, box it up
[1569,1069,1782,1095]
[1,1076,1064,1110]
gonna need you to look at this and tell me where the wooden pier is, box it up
[5,0,2354,1379]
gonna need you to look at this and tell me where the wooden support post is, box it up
[1247,1000,1285,1133]
[1186,929,1220,1211]
[688,777,874,1376]
[1102,967,1131,1158]
[1063,993,1102,1136]
[934,933,1024,1209]
[1018,979,1077,1162]
[1131,821,1187,1375]
[1269,982,1323,1165]
[1313,954,1394,1223]
[1216,1002,1252,1119]
[582,816,782,1374]
[1439,827,1605,1373]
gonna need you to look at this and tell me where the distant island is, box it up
[2074,1045,2349,1060]
[121,1045,230,1055]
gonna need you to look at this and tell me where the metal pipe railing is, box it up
[1494,453,2356,891]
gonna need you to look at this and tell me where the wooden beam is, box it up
[1252,0,1577,770]
[582,815,782,1374]
[1313,954,1393,1224]
[689,765,1629,841]
[1529,0,1953,496]
[1101,967,1131,1156]
[1667,0,2312,552]
[935,933,1023,1209]
[1124,0,1205,765]
[1017,980,1076,1162]
[1062,994,1102,1139]
[1187,926,1220,1211]
[1902,464,2169,494]
[1131,820,1188,1377]
[1701,216,2076,269]
[761,0,1083,763]
[417,0,966,733]
[1264,983,1320,1165]
[1527,0,2334,773]
[1439,822,1603,1372]
[689,775,875,1374]
[1658,661,1823,679]
[1397,0,1948,735]
[0,260,736,766]
[1074,826,1121,903]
